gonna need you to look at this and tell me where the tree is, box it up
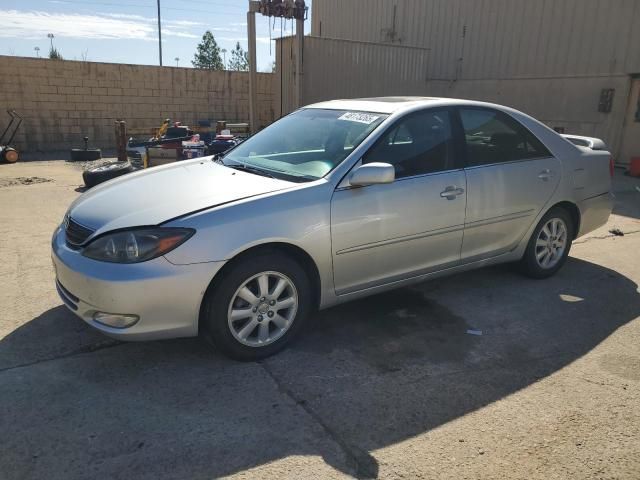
[192,31,223,70]
[228,42,249,71]
[49,46,63,60]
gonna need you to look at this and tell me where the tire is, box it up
[70,149,102,162]
[202,252,312,361]
[520,207,574,279]
[82,161,134,188]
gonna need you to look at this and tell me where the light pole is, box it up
[34,46,40,58]
[175,57,179,67]
[47,33,54,51]
[157,0,162,65]
[221,48,227,69]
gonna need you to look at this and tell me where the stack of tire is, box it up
[82,161,135,188]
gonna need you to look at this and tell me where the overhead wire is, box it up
[46,0,244,15]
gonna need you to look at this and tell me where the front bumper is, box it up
[51,225,225,341]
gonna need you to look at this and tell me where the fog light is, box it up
[93,312,139,329]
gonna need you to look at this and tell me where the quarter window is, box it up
[460,108,551,166]
[363,110,454,178]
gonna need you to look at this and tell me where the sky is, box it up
[0,0,312,71]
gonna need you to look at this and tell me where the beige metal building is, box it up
[276,0,640,163]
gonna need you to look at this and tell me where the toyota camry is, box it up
[52,97,613,360]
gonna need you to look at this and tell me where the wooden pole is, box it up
[115,121,127,163]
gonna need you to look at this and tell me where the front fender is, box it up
[162,181,337,306]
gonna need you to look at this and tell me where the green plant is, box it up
[228,42,249,71]
[192,31,223,70]
[49,46,63,60]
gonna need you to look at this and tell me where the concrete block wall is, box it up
[0,56,275,153]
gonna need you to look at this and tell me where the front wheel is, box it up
[520,207,574,279]
[202,253,311,361]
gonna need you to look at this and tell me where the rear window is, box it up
[460,108,552,166]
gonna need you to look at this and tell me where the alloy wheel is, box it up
[227,271,298,347]
[535,218,568,269]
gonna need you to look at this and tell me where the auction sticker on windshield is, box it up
[338,112,381,124]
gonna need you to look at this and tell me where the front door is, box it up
[331,108,467,295]
[619,78,640,165]
[457,107,561,261]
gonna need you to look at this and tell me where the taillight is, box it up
[609,157,614,178]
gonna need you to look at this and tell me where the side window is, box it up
[363,110,454,178]
[460,109,551,167]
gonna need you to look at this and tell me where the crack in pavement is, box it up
[0,339,122,374]
[573,229,640,245]
[259,359,379,479]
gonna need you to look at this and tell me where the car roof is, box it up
[304,96,509,115]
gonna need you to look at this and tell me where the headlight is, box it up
[82,228,194,263]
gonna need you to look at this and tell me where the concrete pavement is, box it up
[1,161,639,479]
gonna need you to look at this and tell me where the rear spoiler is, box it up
[561,134,607,151]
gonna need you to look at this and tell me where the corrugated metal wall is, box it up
[311,0,640,79]
[301,37,432,102]
[276,0,640,158]
[274,35,298,117]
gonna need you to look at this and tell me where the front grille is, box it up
[65,216,95,248]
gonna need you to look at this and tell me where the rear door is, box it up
[458,107,560,261]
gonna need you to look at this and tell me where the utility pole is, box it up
[295,17,304,109]
[34,46,40,58]
[175,57,179,67]
[157,0,163,66]
[247,2,258,133]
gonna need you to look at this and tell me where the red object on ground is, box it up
[630,157,640,177]
[610,157,615,178]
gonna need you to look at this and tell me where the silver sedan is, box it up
[52,97,613,360]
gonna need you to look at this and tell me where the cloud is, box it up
[0,9,200,41]
[100,13,151,22]
[162,28,199,39]
[169,20,205,27]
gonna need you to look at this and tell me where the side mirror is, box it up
[349,162,395,187]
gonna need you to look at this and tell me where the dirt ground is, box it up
[1,160,639,480]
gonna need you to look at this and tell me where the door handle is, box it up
[538,169,553,181]
[440,186,465,200]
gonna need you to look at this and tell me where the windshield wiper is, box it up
[225,163,275,179]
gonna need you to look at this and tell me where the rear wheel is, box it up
[520,207,574,279]
[202,253,311,361]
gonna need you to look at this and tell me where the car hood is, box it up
[68,159,294,234]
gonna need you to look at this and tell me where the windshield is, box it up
[222,109,387,182]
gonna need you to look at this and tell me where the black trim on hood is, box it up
[158,189,290,226]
